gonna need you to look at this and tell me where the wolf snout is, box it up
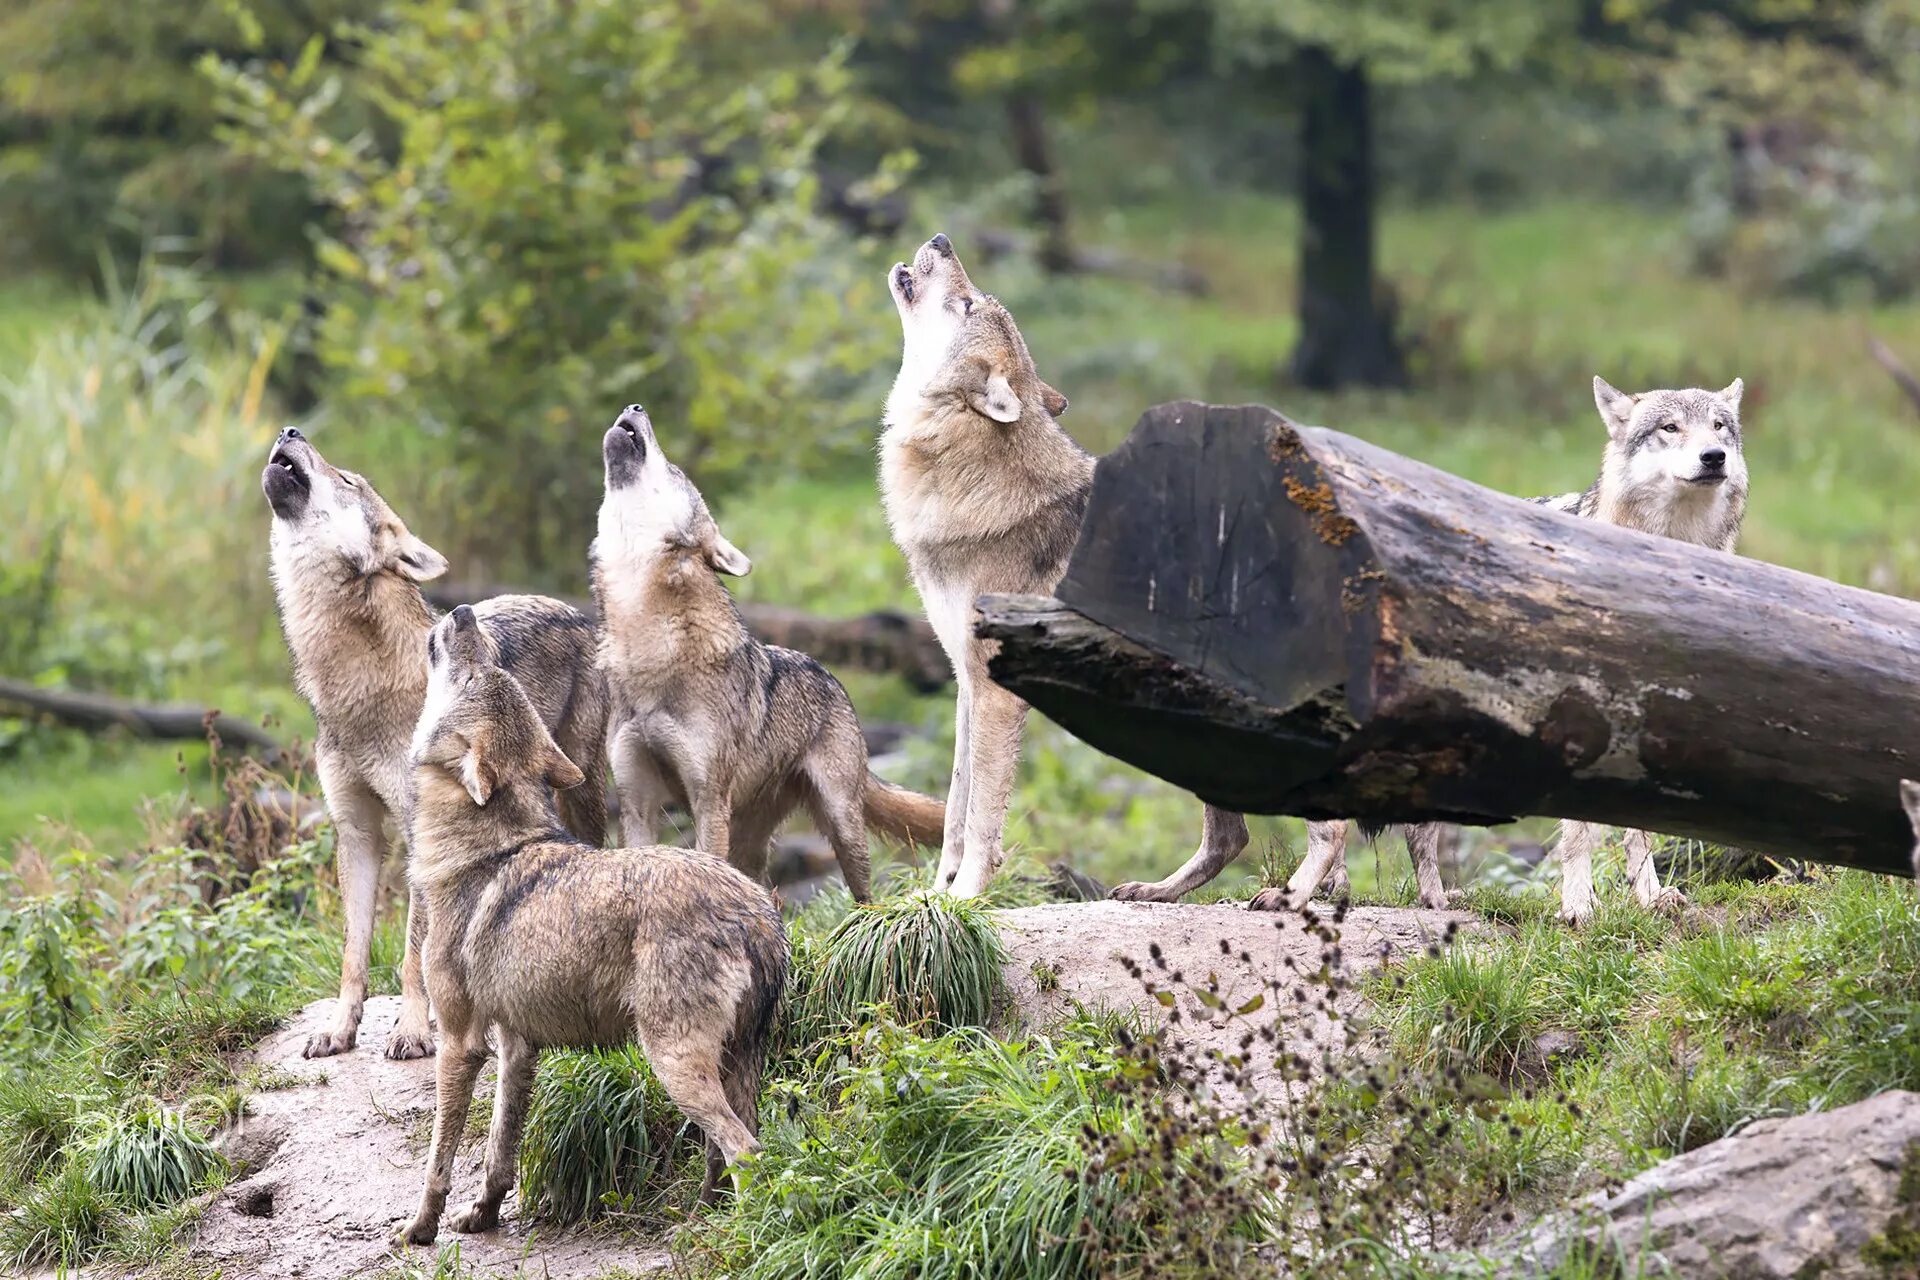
[929,232,952,257]
[1700,446,1726,468]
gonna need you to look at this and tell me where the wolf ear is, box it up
[456,726,497,807]
[968,373,1023,424]
[1719,377,1744,413]
[393,531,449,583]
[545,745,587,792]
[705,531,752,577]
[1902,779,1920,839]
[1038,379,1069,418]
[1593,376,1637,440]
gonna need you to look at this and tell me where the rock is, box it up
[191,996,670,1280]
[995,899,1477,1099]
[1507,1090,1920,1279]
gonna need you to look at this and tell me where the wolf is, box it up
[882,232,1251,899]
[262,427,608,1061]
[1261,376,1749,924]
[593,405,944,900]
[397,606,785,1245]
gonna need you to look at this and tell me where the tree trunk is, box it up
[1290,48,1405,390]
[975,401,1920,877]
[1006,91,1074,275]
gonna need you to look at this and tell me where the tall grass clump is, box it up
[0,263,288,692]
[801,892,1008,1041]
[517,1046,699,1225]
[84,1102,225,1209]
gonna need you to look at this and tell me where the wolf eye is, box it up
[427,633,439,663]
[1659,422,1679,434]
[340,474,358,489]
[961,296,974,316]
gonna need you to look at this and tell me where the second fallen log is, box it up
[976,401,1920,876]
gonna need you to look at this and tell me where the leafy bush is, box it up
[212,0,896,576]
[800,892,1008,1043]
[517,1046,698,1225]
[84,1102,226,1210]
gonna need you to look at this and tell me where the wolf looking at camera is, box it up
[1263,375,1749,925]
[263,427,608,1061]
[397,606,785,1245]
[592,405,944,900]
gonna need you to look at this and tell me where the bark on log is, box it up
[976,401,1920,876]
[0,677,281,753]
[424,583,952,692]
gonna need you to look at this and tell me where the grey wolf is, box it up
[1266,376,1748,924]
[1904,780,1920,881]
[882,232,1253,899]
[593,405,943,901]
[262,427,608,1061]
[397,606,785,1245]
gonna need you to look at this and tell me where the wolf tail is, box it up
[862,775,945,846]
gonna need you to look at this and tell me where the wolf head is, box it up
[1593,376,1748,497]
[595,405,751,578]
[411,605,586,809]
[262,427,449,587]
[886,233,1068,425]
[1903,780,1920,881]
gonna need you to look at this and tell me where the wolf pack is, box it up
[258,233,1915,1246]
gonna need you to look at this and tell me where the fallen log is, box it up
[0,677,281,753]
[424,582,952,692]
[977,401,1920,876]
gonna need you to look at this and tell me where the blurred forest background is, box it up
[5,0,1920,886]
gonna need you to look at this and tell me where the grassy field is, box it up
[5,194,1919,893]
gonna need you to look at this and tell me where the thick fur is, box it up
[263,428,608,1062]
[593,406,943,901]
[396,607,785,1246]
[1262,376,1749,924]
[882,234,1250,899]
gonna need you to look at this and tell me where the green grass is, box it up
[798,892,1008,1042]
[84,1102,226,1210]
[517,1045,697,1225]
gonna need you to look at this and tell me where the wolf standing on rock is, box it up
[593,405,944,899]
[881,233,1251,898]
[1267,375,1750,925]
[262,428,608,1061]
[398,606,785,1245]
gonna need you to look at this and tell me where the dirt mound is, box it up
[996,899,1476,1095]
[193,998,669,1280]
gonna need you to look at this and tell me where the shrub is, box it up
[801,892,1007,1043]
[84,1102,226,1210]
[517,1046,698,1225]
[211,0,896,577]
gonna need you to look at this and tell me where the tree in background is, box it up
[0,0,373,276]
[1202,0,1580,389]
[211,0,894,579]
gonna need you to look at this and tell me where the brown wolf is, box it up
[262,427,608,1061]
[593,406,944,900]
[882,233,1249,898]
[397,606,786,1245]
[1259,376,1749,923]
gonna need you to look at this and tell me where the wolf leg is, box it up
[1250,820,1347,912]
[934,678,973,890]
[386,884,436,1060]
[1111,804,1250,902]
[610,721,669,847]
[805,757,873,903]
[1556,820,1604,927]
[947,684,1028,899]
[448,1028,534,1234]
[1403,822,1452,910]
[1624,828,1686,913]
[398,1031,487,1246]
[644,1031,758,1205]
[307,763,385,1059]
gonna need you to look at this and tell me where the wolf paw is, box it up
[303,1028,357,1059]
[384,1027,436,1061]
[1110,880,1173,903]
[1246,888,1291,913]
[447,1201,500,1234]
[1645,886,1689,916]
[395,1218,438,1248]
